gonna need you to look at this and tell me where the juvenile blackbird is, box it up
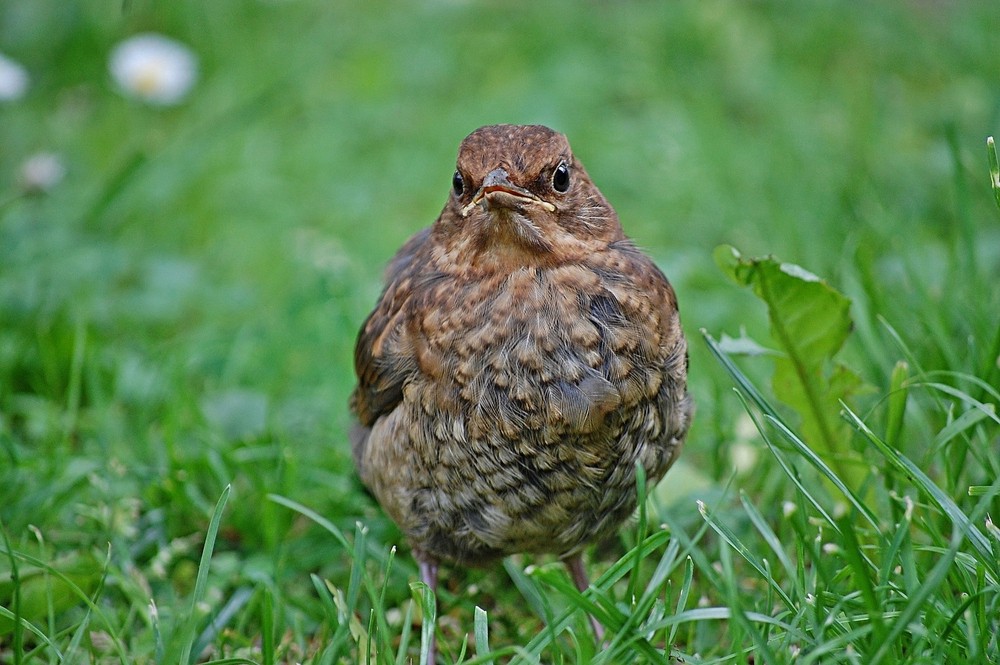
[350,124,692,657]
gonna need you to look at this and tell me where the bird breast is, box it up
[360,250,687,564]
[408,262,665,441]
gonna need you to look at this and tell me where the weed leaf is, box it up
[715,245,864,487]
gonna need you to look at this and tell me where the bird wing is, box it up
[350,227,432,427]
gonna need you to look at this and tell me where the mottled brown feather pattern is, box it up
[350,124,692,567]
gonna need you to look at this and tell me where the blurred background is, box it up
[1,0,998,657]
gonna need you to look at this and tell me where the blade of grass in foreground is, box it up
[0,516,25,665]
[734,389,839,531]
[268,493,383,657]
[0,538,129,662]
[834,511,887,647]
[509,529,675,663]
[697,499,795,611]
[267,494,352,550]
[905,381,1000,426]
[869,525,964,665]
[474,606,493,665]
[988,136,1000,211]
[708,332,879,532]
[178,484,232,665]
[411,580,436,665]
[764,413,879,531]
[702,329,781,420]
[261,586,275,665]
[328,579,370,661]
[394,597,415,665]
[738,492,798,593]
[192,586,254,660]
[627,463,648,603]
[842,404,998,580]
[665,555,694,650]
[63,545,113,662]
[270,494,446,662]
[718,542,780,665]
[346,522,369,650]
[311,574,351,659]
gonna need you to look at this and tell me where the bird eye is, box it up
[452,170,464,196]
[552,161,570,193]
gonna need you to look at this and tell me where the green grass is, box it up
[2,1,999,662]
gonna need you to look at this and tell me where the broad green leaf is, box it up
[715,245,864,487]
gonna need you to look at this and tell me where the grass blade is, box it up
[869,527,963,665]
[503,559,555,631]
[395,599,415,665]
[666,555,693,648]
[988,136,1000,211]
[330,580,370,662]
[411,580,436,665]
[905,381,1000,425]
[764,413,880,531]
[267,493,351,551]
[842,404,997,578]
[626,462,648,603]
[63,544,113,662]
[0,543,127,662]
[192,586,254,660]
[718,354,879,533]
[510,529,676,663]
[0,516,24,665]
[474,606,493,665]
[738,492,798,592]
[644,606,806,639]
[311,574,350,660]
[179,484,232,665]
[261,586,275,665]
[718,544,780,665]
[703,330,781,420]
[884,360,909,450]
[834,512,886,646]
[697,499,795,610]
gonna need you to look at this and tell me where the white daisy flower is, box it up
[108,33,197,106]
[782,501,797,518]
[19,152,66,193]
[729,441,758,475]
[0,52,29,101]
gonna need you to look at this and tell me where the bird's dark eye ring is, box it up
[452,170,464,196]
[552,161,570,193]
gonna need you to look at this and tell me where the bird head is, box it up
[435,125,624,270]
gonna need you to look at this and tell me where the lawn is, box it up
[1,1,999,663]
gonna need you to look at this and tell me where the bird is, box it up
[350,124,692,660]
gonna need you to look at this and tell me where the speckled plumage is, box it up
[350,125,692,643]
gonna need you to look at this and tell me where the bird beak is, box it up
[461,167,557,217]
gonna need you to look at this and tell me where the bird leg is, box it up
[418,557,439,664]
[565,554,605,642]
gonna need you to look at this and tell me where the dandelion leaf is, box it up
[715,245,863,484]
